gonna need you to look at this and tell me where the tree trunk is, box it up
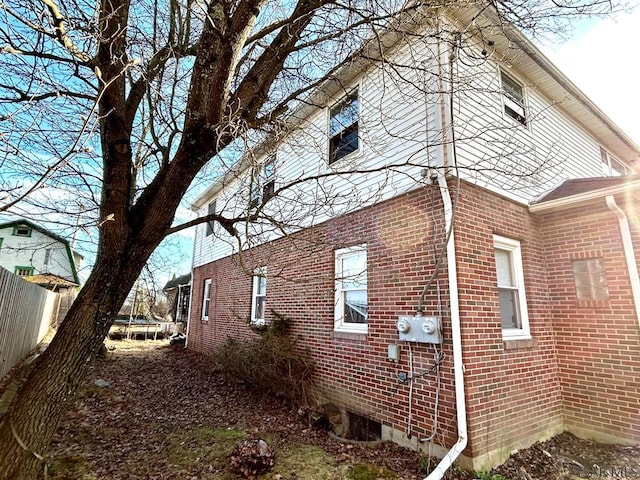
[0,257,147,479]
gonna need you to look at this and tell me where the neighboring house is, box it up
[0,219,82,287]
[163,273,191,328]
[186,6,640,474]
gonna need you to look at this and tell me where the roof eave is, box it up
[529,179,640,214]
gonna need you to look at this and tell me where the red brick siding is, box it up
[540,196,640,443]
[190,180,639,462]
[453,182,563,458]
[191,186,460,449]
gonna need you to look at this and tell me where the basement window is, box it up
[572,258,609,301]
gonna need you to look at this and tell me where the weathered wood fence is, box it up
[0,267,59,380]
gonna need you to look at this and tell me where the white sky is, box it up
[543,9,640,147]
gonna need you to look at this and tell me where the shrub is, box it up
[212,313,316,407]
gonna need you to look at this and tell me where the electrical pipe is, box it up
[605,195,640,329]
[423,173,467,480]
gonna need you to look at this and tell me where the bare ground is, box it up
[44,340,640,480]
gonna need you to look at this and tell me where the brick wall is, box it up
[453,182,563,465]
[190,179,640,468]
[539,195,640,444]
[189,180,579,468]
[191,184,460,451]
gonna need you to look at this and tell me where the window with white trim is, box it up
[500,70,527,126]
[600,147,630,176]
[572,258,609,301]
[250,268,267,325]
[202,278,212,321]
[250,157,276,208]
[205,201,216,237]
[329,90,359,164]
[493,235,530,339]
[13,225,32,237]
[334,245,367,333]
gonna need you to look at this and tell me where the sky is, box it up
[543,9,640,147]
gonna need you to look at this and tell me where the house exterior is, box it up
[163,273,191,328]
[186,6,640,473]
[0,219,81,287]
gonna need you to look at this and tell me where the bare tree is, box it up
[0,0,619,477]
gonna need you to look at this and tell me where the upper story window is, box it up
[500,70,527,126]
[15,266,34,276]
[250,157,276,208]
[205,200,216,237]
[572,258,609,301]
[202,278,212,321]
[334,245,368,333]
[329,90,359,164]
[494,235,530,339]
[13,225,32,237]
[250,268,267,325]
[600,147,630,176]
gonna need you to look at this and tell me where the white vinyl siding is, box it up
[192,19,626,269]
[0,226,76,282]
[192,29,441,268]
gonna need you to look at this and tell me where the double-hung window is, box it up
[205,201,216,237]
[334,245,368,333]
[250,157,276,208]
[251,268,267,325]
[493,235,530,339]
[202,278,212,321]
[600,147,629,176]
[329,90,359,164]
[500,71,527,126]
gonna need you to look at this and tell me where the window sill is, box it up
[503,338,535,350]
[331,330,367,342]
[328,149,359,167]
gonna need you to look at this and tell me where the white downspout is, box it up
[605,195,640,328]
[423,174,467,480]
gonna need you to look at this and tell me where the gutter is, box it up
[605,196,640,329]
[530,179,640,214]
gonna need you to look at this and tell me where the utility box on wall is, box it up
[397,315,442,344]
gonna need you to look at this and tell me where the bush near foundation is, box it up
[212,313,316,407]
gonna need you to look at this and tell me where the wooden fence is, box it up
[0,267,59,380]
